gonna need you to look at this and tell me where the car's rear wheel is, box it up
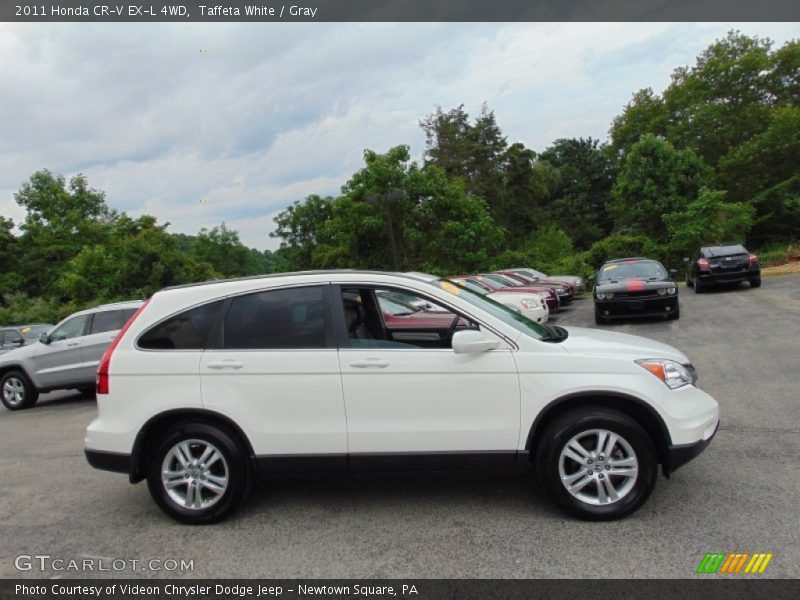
[1,370,39,411]
[146,422,250,524]
[750,277,761,288]
[685,273,694,288]
[694,278,704,293]
[536,408,658,520]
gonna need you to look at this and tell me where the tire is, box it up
[694,278,704,293]
[535,408,658,521]
[668,304,680,320]
[1,370,39,411]
[594,308,607,325]
[685,273,693,288]
[146,422,250,524]
[750,277,761,288]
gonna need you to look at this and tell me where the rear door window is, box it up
[220,286,329,350]
[138,300,225,350]
[89,310,127,335]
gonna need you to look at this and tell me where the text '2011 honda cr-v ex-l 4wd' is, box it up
[85,271,719,524]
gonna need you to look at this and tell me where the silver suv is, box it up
[0,301,143,410]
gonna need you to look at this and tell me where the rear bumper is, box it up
[85,449,131,474]
[665,421,718,473]
[698,268,759,284]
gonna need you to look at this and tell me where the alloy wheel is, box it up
[161,439,229,510]
[558,428,639,506]
[2,377,25,407]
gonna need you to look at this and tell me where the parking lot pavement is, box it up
[1,275,799,580]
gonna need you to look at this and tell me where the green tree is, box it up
[539,138,616,249]
[14,170,116,296]
[608,88,667,158]
[191,223,267,277]
[610,134,710,241]
[663,188,755,257]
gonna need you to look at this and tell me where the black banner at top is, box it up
[3,0,800,22]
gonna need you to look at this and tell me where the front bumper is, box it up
[665,421,718,474]
[595,296,678,319]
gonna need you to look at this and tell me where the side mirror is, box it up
[452,330,501,354]
[669,268,678,276]
[12,338,25,347]
[39,332,51,345]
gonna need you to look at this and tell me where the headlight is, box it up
[606,292,615,300]
[658,288,667,296]
[636,359,696,389]
[596,292,605,300]
[520,297,539,309]
[668,287,677,295]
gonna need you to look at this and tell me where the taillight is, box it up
[697,258,710,269]
[749,253,758,264]
[96,299,150,394]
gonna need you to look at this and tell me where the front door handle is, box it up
[206,360,244,370]
[67,341,80,347]
[349,358,389,368]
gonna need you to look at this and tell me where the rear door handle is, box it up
[206,360,244,370]
[349,358,389,368]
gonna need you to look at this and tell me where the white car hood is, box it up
[559,326,689,363]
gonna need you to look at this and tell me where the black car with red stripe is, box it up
[593,258,679,324]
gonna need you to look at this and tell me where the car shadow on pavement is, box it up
[35,389,96,409]
[238,472,559,519]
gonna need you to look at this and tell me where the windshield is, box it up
[598,260,668,282]
[21,325,52,339]
[377,296,419,316]
[435,279,551,340]
[483,274,515,287]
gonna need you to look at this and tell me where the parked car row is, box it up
[592,245,761,324]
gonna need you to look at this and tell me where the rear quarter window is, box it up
[138,300,226,350]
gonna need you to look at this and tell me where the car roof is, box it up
[70,300,145,318]
[161,270,442,292]
[603,257,653,264]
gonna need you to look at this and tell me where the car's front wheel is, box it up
[594,308,608,325]
[146,422,250,524]
[1,370,39,411]
[536,408,658,520]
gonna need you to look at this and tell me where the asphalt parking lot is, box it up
[1,275,799,579]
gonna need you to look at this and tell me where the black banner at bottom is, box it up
[1,579,800,600]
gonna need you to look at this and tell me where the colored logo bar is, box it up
[697,553,773,574]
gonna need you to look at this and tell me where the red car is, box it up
[450,275,560,312]
[495,271,574,305]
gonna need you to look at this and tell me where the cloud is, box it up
[1,22,797,248]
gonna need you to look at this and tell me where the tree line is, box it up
[1,31,797,325]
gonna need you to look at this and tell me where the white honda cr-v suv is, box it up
[85,271,719,524]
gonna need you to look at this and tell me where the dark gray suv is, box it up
[0,301,143,410]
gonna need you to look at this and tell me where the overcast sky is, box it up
[1,22,797,250]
